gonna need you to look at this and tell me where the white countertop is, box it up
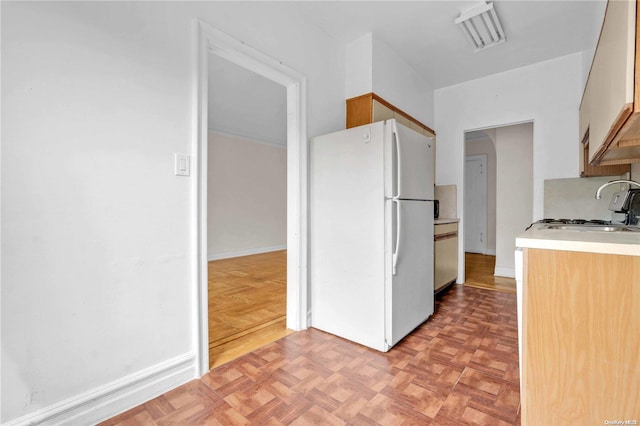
[435,218,459,225]
[516,223,640,256]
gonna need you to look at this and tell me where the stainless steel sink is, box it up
[543,224,640,232]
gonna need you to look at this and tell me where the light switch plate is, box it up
[174,153,190,176]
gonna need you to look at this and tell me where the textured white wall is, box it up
[435,52,583,281]
[1,1,344,423]
[207,132,286,259]
[495,123,533,276]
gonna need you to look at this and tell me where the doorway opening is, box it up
[465,154,488,255]
[193,21,308,375]
[463,122,532,293]
[206,53,290,368]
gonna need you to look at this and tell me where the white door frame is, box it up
[464,154,488,254]
[192,19,308,375]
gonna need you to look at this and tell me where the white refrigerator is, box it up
[310,119,435,352]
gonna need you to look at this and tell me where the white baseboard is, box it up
[484,249,496,255]
[208,245,286,261]
[494,267,516,278]
[4,353,196,426]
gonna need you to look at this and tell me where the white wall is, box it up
[465,136,497,254]
[345,33,373,99]
[495,123,533,277]
[580,47,596,95]
[1,1,344,424]
[345,33,435,128]
[372,36,435,127]
[435,52,583,282]
[207,132,286,259]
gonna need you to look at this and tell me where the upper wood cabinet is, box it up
[346,93,436,138]
[580,130,630,177]
[580,0,640,168]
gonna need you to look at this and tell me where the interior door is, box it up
[386,199,434,348]
[464,155,487,254]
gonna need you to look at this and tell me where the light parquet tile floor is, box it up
[102,285,521,425]
[208,250,290,368]
[464,253,516,294]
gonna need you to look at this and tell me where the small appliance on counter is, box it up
[595,179,640,226]
[609,188,640,225]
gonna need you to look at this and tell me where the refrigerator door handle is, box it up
[391,120,401,198]
[392,198,401,275]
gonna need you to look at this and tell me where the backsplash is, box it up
[544,176,622,220]
[435,184,457,218]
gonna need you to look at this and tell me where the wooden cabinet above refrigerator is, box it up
[346,93,435,138]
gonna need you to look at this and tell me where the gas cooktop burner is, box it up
[584,219,609,225]
[539,218,610,225]
[527,218,613,230]
[561,219,587,224]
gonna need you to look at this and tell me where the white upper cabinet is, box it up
[580,0,640,167]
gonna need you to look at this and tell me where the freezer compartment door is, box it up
[385,119,435,200]
[386,199,434,348]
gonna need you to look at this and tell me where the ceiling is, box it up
[208,1,607,145]
[208,54,287,146]
[292,0,607,89]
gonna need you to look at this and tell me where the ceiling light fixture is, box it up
[455,1,506,52]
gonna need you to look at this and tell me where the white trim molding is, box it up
[192,19,308,376]
[4,353,195,426]
[208,245,287,261]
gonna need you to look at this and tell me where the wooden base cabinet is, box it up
[521,248,640,425]
[434,223,458,293]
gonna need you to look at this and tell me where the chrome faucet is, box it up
[595,179,640,199]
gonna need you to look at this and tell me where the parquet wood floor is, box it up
[464,253,516,294]
[102,285,521,425]
[209,250,291,369]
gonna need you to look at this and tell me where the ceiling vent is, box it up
[455,1,506,52]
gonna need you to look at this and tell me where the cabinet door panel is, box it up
[393,111,413,129]
[587,0,636,161]
[372,100,394,122]
[434,236,457,290]
[522,248,640,424]
[346,95,373,128]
